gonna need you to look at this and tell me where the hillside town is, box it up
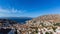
[0,14,60,34]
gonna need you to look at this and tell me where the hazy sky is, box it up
[0,0,60,17]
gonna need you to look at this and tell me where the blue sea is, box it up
[0,17,32,24]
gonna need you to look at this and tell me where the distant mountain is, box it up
[0,17,33,24]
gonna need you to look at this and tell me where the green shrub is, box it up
[45,32,49,34]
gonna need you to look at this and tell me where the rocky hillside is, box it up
[26,14,60,26]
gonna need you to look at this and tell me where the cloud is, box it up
[0,7,26,17]
[0,8,25,14]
